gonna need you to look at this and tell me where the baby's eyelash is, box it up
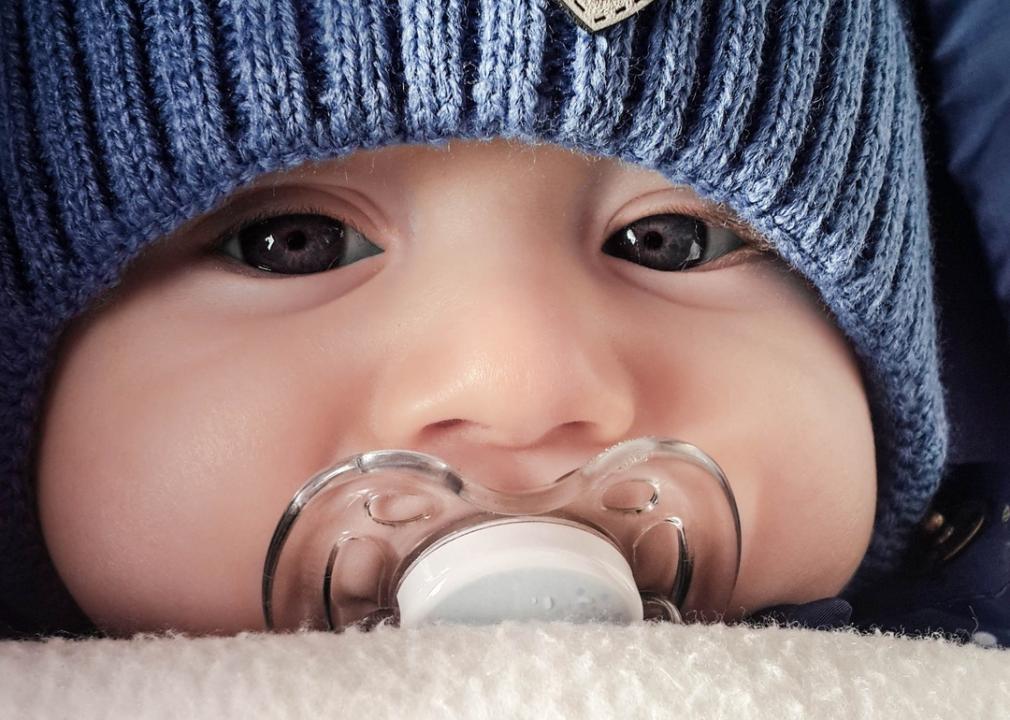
[211,205,365,249]
[625,202,770,250]
[611,202,774,273]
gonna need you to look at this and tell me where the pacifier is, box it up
[262,437,741,631]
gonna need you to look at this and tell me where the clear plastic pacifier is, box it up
[262,437,741,631]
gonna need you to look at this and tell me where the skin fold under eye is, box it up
[216,213,383,275]
[602,213,748,272]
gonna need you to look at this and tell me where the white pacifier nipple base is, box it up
[395,520,644,627]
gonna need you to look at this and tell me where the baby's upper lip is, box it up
[404,443,604,496]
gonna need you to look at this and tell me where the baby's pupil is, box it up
[286,230,308,252]
[642,230,664,250]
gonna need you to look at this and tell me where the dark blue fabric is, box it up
[928,144,1010,468]
[848,461,1010,649]
[745,597,854,631]
[924,0,1010,336]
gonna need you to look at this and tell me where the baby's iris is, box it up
[219,214,382,275]
[602,214,745,272]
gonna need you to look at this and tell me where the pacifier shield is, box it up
[262,438,740,632]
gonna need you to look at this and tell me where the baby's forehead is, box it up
[226,139,759,237]
[247,139,635,184]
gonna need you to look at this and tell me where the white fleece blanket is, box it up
[0,622,1007,719]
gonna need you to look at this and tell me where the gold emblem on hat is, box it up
[555,0,658,32]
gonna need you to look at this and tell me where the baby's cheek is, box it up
[32,305,342,635]
[722,273,876,613]
[36,371,264,635]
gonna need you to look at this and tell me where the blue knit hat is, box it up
[0,0,947,636]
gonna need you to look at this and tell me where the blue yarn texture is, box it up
[0,0,948,635]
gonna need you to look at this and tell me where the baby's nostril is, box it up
[430,419,465,430]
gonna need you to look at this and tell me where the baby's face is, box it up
[36,140,875,636]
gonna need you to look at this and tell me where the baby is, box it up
[1,0,949,638]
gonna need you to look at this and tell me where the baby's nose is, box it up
[365,260,636,468]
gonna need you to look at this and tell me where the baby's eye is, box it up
[602,214,746,272]
[217,213,383,275]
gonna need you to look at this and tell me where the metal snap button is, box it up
[916,499,987,570]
